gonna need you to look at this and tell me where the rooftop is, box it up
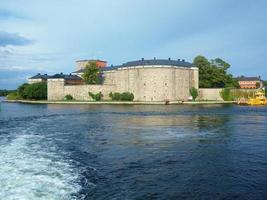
[236,76,261,81]
[29,73,50,79]
[49,73,83,80]
[72,58,193,74]
[76,59,107,63]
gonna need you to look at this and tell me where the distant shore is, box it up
[4,99,237,105]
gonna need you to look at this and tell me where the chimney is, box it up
[182,59,185,62]
[168,57,171,60]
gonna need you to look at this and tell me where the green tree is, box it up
[189,87,198,101]
[193,56,238,88]
[82,61,101,84]
[25,82,47,100]
[18,83,30,99]
[17,82,47,100]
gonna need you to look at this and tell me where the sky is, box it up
[0,0,267,89]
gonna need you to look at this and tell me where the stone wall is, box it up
[111,66,198,101]
[48,79,115,100]
[198,88,223,101]
[48,66,198,101]
[64,84,115,100]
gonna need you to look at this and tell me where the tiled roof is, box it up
[120,58,193,68]
[76,59,107,63]
[72,58,193,73]
[236,76,261,81]
[29,73,51,79]
[49,73,82,80]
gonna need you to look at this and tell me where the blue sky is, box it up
[0,0,267,89]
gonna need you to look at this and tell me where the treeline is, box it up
[0,89,16,96]
[193,56,239,88]
[7,82,47,100]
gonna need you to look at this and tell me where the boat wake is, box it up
[0,126,85,200]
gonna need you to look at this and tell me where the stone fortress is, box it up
[29,58,199,102]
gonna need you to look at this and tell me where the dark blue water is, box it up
[0,98,267,200]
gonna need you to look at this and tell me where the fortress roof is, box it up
[76,59,107,63]
[72,58,193,73]
[120,58,193,68]
[29,73,50,79]
[49,73,82,80]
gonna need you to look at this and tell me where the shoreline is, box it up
[3,99,237,105]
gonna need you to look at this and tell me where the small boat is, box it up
[245,90,267,106]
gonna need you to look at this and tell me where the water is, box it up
[0,98,267,199]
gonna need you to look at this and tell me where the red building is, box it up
[236,76,263,89]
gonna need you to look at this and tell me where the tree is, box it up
[24,82,47,100]
[256,82,260,89]
[82,61,101,84]
[18,83,30,99]
[189,87,198,101]
[193,56,212,88]
[17,82,47,100]
[193,56,238,88]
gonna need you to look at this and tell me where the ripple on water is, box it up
[0,129,85,200]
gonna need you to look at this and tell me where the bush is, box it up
[64,94,74,101]
[7,92,21,100]
[17,82,47,100]
[89,92,103,101]
[109,92,121,101]
[109,92,134,101]
[18,83,30,99]
[120,92,134,101]
[189,87,198,101]
[220,88,233,101]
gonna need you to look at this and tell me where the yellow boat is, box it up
[247,90,267,105]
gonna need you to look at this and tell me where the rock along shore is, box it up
[4,99,237,105]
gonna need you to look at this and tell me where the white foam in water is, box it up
[0,130,82,200]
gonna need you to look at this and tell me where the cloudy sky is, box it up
[0,0,267,89]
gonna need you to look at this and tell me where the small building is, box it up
[236,76,263,89]
[49,73,84,85]
[28,73,50,84]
